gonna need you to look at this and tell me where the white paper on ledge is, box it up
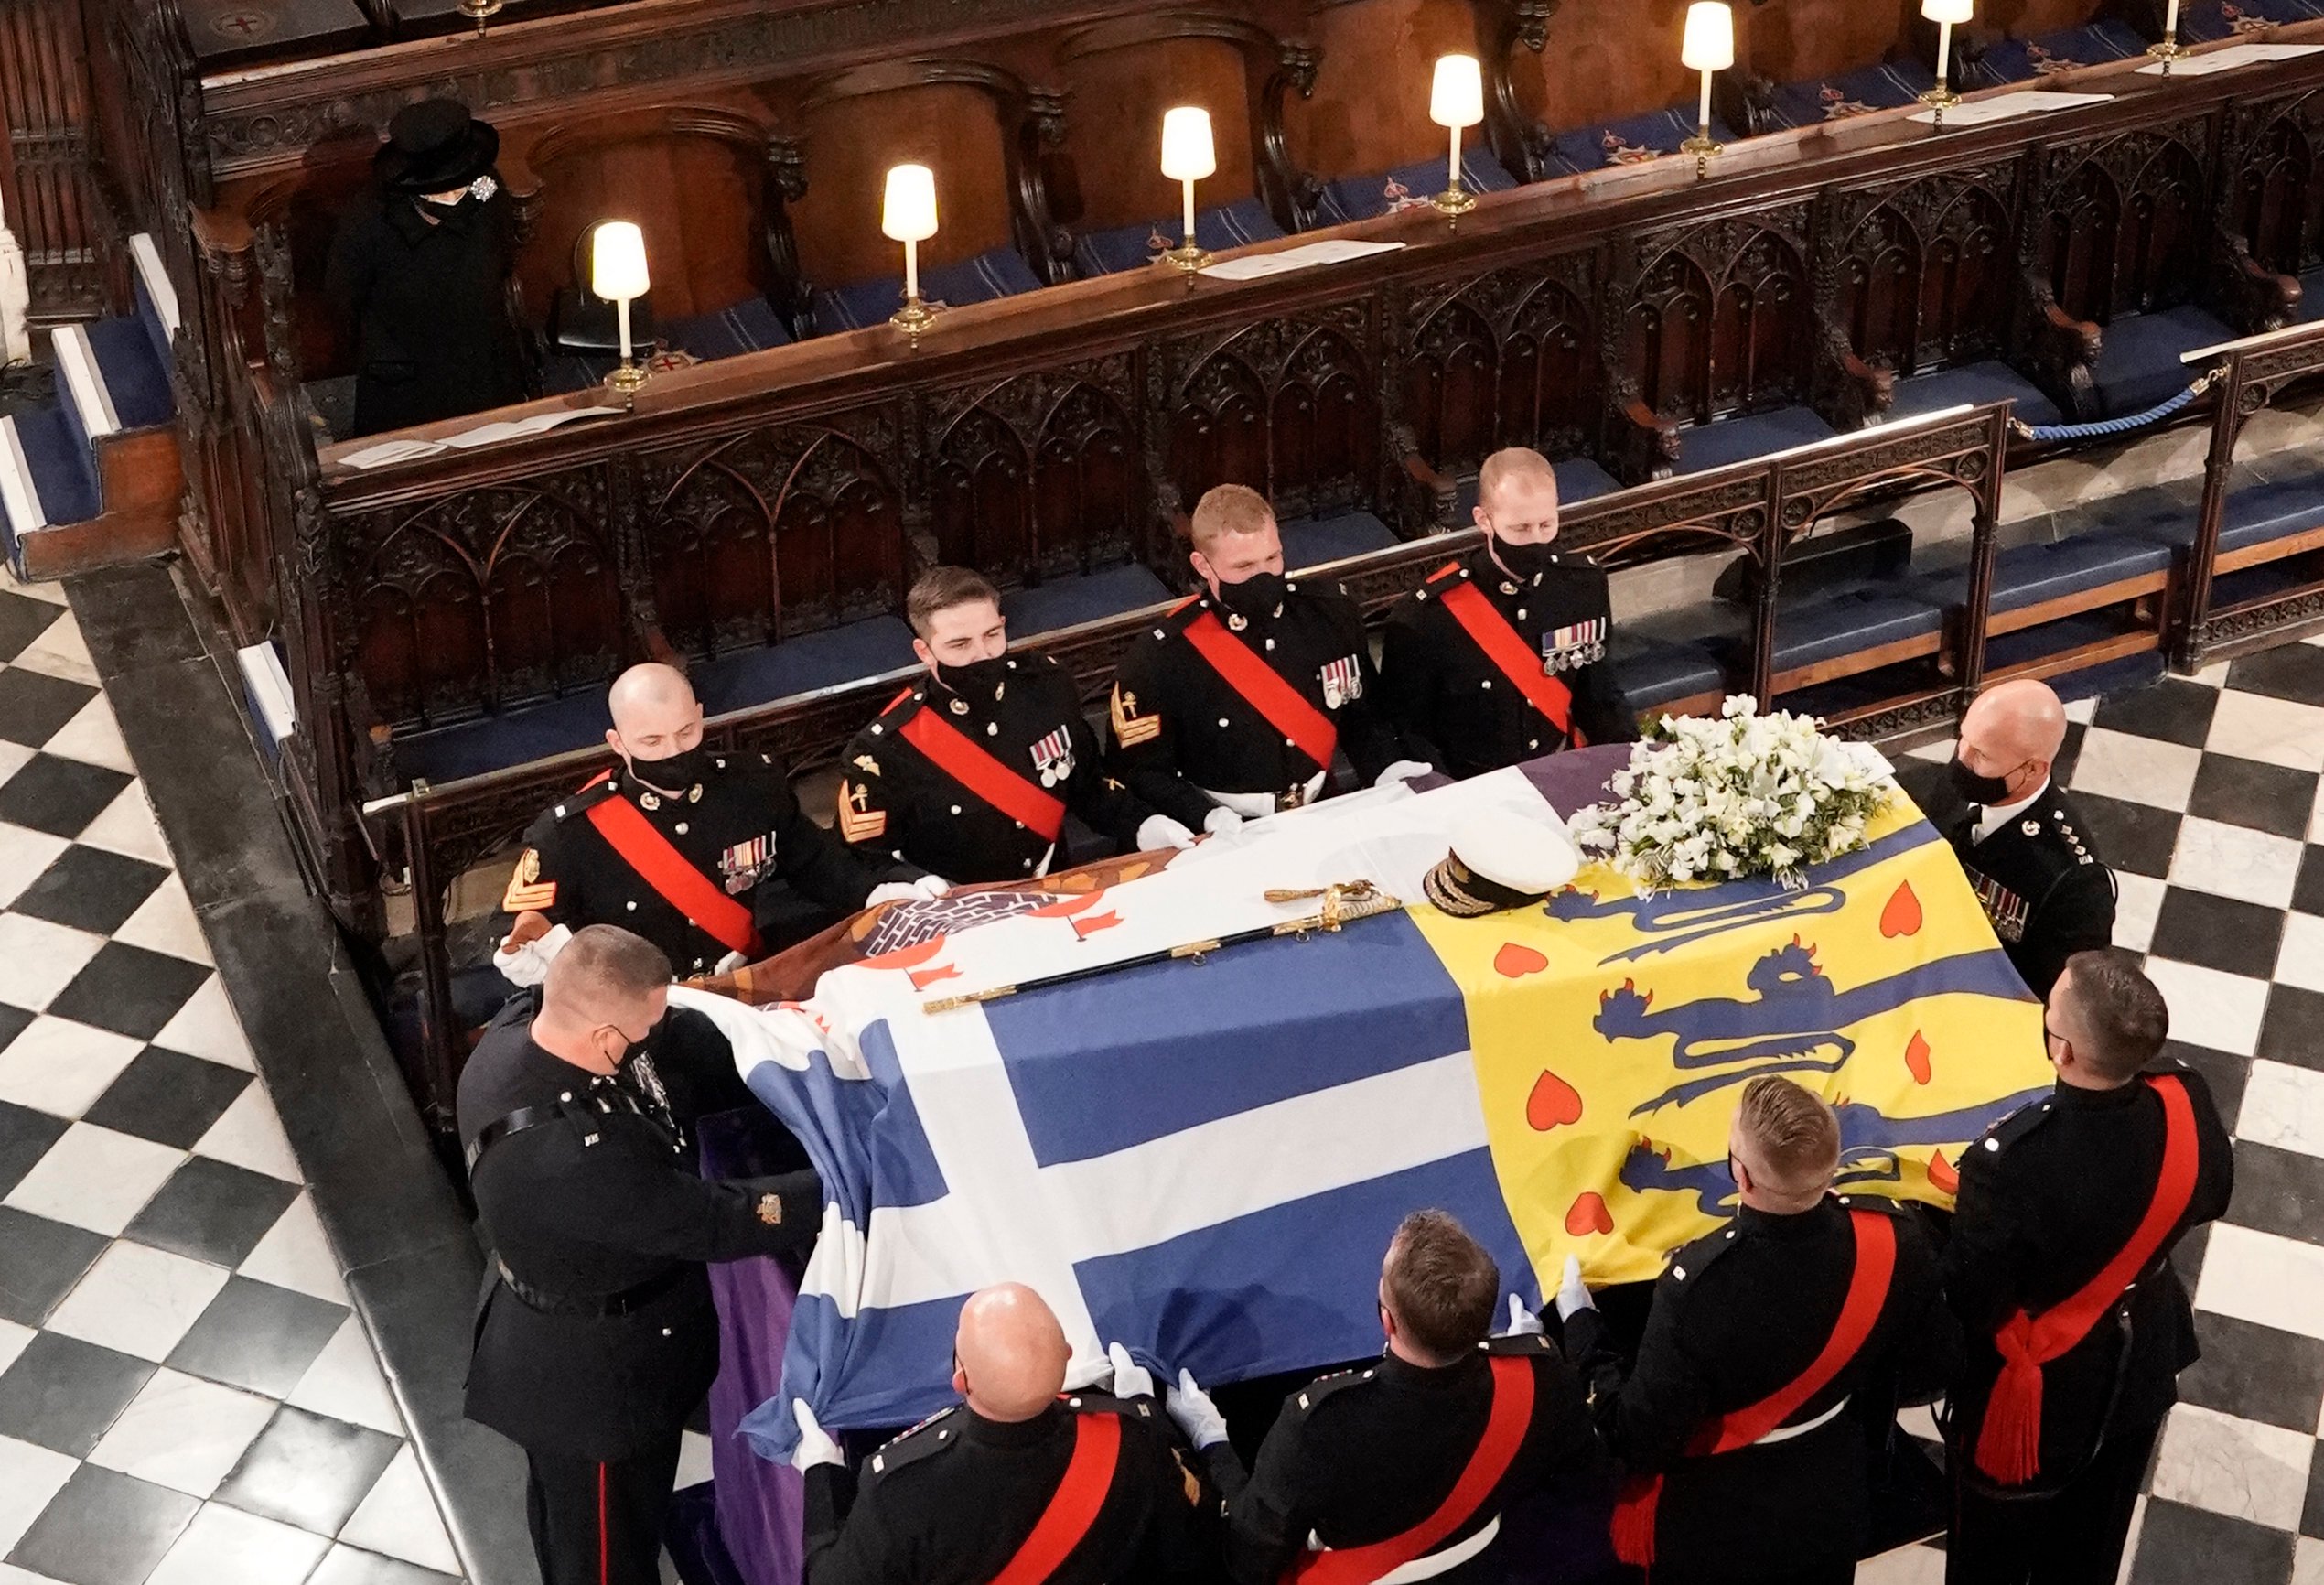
[1200,239,1406,282]
[338,437,448,469]
[1909,90,2113,126]
[2136,41,2324,76]
[339,404,627,468]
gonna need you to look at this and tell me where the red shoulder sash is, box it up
[988,1411,1122,1585]
[897,707,1068,842]
[583,791,763,959]
[1436,580,1577,740]
[1180,609,1340,771]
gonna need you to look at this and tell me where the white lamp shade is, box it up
[881,164,939,244]
[1159,107,1217,183]
[1680,2,1735,71]
[1921,0,1974,22]
[590,221,649,302]
[1430,55,1484,130]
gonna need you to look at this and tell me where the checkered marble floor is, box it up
[0,568,466,1585]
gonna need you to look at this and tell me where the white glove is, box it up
[1167,1369,1229,1450]
[1136,814,1197,851]
[1107,1342,1157,1400]
[1554,1255,1595,1322]
[866,882,920,906]
[1373,760,1435,790]
[491,922,572,987]
[712,950,748,976]
[1203,806,1243,837]
[1499,1294,1544,1338]
[791,1399,843,1472]
[911,874,952,900]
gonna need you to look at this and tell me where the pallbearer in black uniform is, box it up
[1940,678,2114,997]
[1942,949,2233,1585]
[459,925,822,1585]
[1563,1077,1953,1585]
[836,567,1196,882]
[1171,1210,1604,1585]
[791,1283,1215,1585]
[1381,447,1636,778]
[494,662,937,985]
[1105,484,1427,836]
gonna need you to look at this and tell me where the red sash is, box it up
[1180,610,1340,772]
[1611,1209,1898,1569]
[1973,1073,2200,1486]
[1436,578,1580,742]
[898,707,1068,842]
[988,1411,1121,1585]
[582,780,763,959]
[1283,1355,1535,1585]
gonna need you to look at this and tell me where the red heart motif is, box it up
[1494,943,1550,979]
[1880,880,1923,939]
[1903,1030,1932,1085]
[1526,1069,1585,1131]
[1565,1191,1615,1237]
[1927,1150,1959,1195]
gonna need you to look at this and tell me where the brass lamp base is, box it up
[1918,83,1961,121]
[1681,131,1721,175]
[890,296,940,338]
[1431,184,1477,217]
[456,0,500,34]
[2147,37,2184,69]
[606,360,648,410]
[1160,241,1212,273]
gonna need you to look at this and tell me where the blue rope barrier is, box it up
[2009,368,2220,444]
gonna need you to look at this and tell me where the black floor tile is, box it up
[2258,985,2324,1074]
[0,1331,156,1456]
[46,943,212,1040]
[0,668,95,749]
[125,1154,300,1267]
[167,1275,348,1396]
[2304,1434,2324,1538]
[2172,1221,2212,1295]
[2167,1041,2251,1134]
[2226,641,2324,708]
[2068,791,2182,879]
[2180,1310,2324,1434]
[0,1205,111,1324]
[2128,1497,2297,1584]
[7,844,168,935]
[2051,720,2087,789]
[2224,1138,2324,1249]
[2297,846,2324,919]
[0,1098,69,1198]
[309,1548,462,1585]
[2186,752,2321,841]
[217,1404,402,1536]
[0,752,130,838]
[62,562,205,674]
[81,1047,251,1148]
[2092,678,2222,749]
[0,1000,26,1055]
[2148,889,2287,979]
[5,1463,199,1585]
[0,589,60,663]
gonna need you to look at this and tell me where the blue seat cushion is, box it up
[1073,199,1285,276]
[1544,106,1739,175]
[1716,589,1942,674]
[2177,0,2324,43]
[1887,361,2061,427]
[1919,534,2175,617]
[668,297,792,361]
[2300,265,2324,324]
[1000,563,1174,637]
[813,249,1045,335]
[1762,61,1937,131]
[2212,472,2324,557]
[2091,304,2233,416]
[1281,510,1398,568]
[1609,631,1724,711]
[1317,152,1519,225]
[691,616,919,717]
[1964,19,2146,87]
[394,690,616,785]
[1675,405,1836,473]
[87,317,174,431]
[1555,456,1622,503]
[10,405,99,524]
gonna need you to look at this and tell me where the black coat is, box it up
[326,184,529,437]
[457,997,820,1461]
[1944,787,2117,997]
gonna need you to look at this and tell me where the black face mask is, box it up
[633,741,712,792]
[1494,539,1559,579]
[1948,754,2014,806]
[1217,569,1286,619]
[938,655,1009,701]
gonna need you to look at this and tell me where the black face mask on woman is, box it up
[1948,754,2017,806]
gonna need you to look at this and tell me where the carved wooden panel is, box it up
[928,360,1142,586]
[2041,124,2214,324]
[1623,209,1813,426]
[1165,299,1379,520]
[1399,254,1599,469]
[1831,168,2018,377]
[2229,90,2324,276]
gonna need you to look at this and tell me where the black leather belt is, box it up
[494,1259,691,1319]
[465,1103,565,1174]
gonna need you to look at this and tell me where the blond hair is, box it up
[1735,1075,1841,1199]
[1477,447,1559,511]
[1189,483,1276,555]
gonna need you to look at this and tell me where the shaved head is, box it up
[953,1284,1070,1422]
[532,924,670,1073]
[1955,679,2067,805]
[605,663,706,781]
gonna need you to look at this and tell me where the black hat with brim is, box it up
[375,98,500,195]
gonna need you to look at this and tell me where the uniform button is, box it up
[1481,679,1493,690]
[685,917,696,927]
[1285,738,1296,747]
[1013,820,1024,830]
[1023,859,1035,870]
[986,723,999,737]
[560,1092,573,1102]
[662,1327,672,1337]
[674,822,689,835]
[1264,639,1275,651]
[693,959,704,971]
[1219,717,1231,728]
[1516,609,1527,620]
[1528,739,1539,750]
[625,900,637,911]
[951,804,963,816]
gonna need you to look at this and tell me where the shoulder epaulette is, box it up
[1834,1192,1910,1221]
[1977,1095,2056,1158]
[552,776,620,822]
[1060,1391,1157,1423]
[879,687,917,717]
[867,1406,961,1480]
[1664,1219,1748,1288]
[1288,1364,1378,1417]
[1481,1332,1559,1359]
[1426,560,1464,583]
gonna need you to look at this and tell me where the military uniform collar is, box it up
[1470,544,1544,595]
[1378,1347,1482,1389]
[620,768,705,810]
[1205,589,1288,632]
[2053,1074,2146,1112]
[1973,778,2051,842]
[927,667,1007,719]
[1734,1196,1842,1240]
[961,1402,1066,1448]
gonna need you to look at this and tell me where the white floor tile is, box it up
[8,614,96,687]
[87,1369,277,1498]
[2060,726,2204,810]
[47,1241,230,1361]
[113,875,211,967]
[0,1565,73,1585]
[152,974,253,1071]
[0,1319,32,1378]
[2167,816,2307,911]
[2114,871,2167,954]
[2146,1400,2313,1528]
[1855,1545,1945,1583]
[0,818,66,911]
[2,1121,184,1235]
[0,1435,77,1555]
[677,1429,714,1490]
[2279,911,2324,993]
[0,564,68,605]
[2236,1061,2324,1159]
[2064,695,2098,724]
[144,1502,330,1585]
[193,1084,300,1182]
[40,693,132,773]
[286,1315,402,1436]
[0,1013,143,1116]
[2117,1495,2145,1585]
[73,781,170,865]
[336,1444,459,1574]
[2207,688,2324,772]
[239,1191,346,1304]
[2294,1534,2324,1585]
[2197,1224,2324,1339]
[0,913,105,1013]
[2141,957,2273,1058]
